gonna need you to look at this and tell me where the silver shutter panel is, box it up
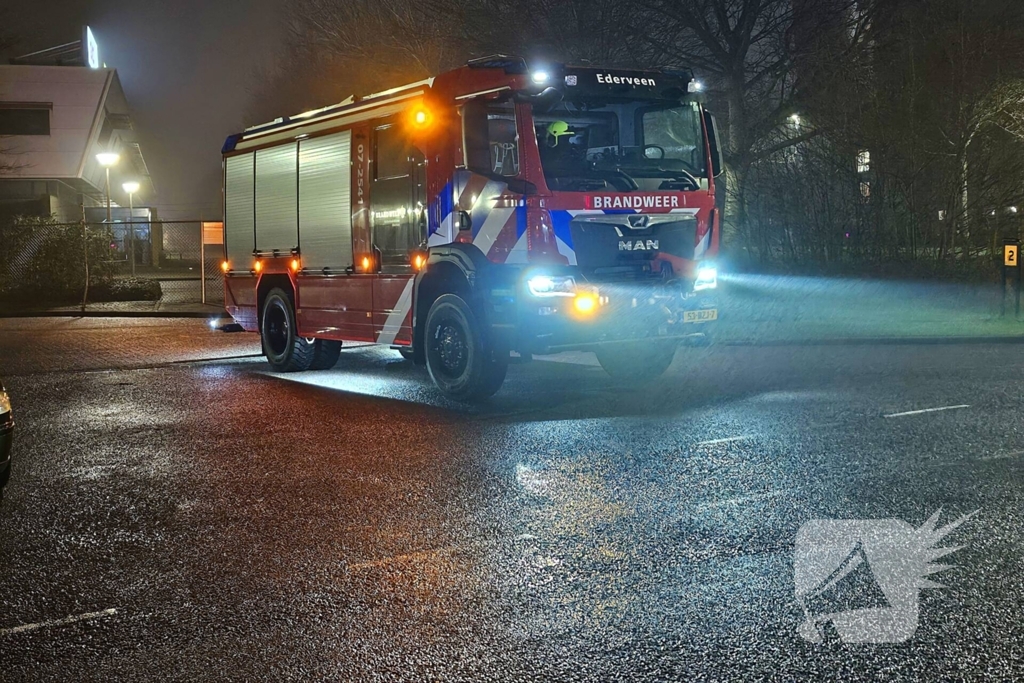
[299,131,353,270]
[224,153,255,267]
[255,143,298,253]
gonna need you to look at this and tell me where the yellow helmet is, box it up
[545,120,575,146]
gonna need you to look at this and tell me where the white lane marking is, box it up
[696,436,750,446]
[884,405,970,418]
[696,489,794,510]
[0,608,117,636]
[532,352,601,367]
[376,279,415,347]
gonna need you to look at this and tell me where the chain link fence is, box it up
[0,219,224,311]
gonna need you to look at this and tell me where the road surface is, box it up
[0,318,1021,680]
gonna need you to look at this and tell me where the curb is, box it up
[0,310,222,319]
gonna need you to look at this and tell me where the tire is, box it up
[261,288,314,372]
[595,340,677,383]
[424,294,508,401]
[1,461,10,500]
[310,340,342,370]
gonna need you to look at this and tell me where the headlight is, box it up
[0,391,10,416]
[694,264,717,292]
[527,275,576,297]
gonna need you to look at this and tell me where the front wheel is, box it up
[261,288,314,372]
[310,340,342,370]
[595,340,677,384]
[424,294,507,401]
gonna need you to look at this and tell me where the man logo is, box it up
[619,240,659,251]
[627,215,650,229]
[794,510,976,643]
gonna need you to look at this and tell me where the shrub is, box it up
[88,278,163,302]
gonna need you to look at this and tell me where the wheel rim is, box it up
[265,302,290,357]
[432,319,468,379]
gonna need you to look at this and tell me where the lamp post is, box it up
[122,181,140,275]
[95,152,120,224]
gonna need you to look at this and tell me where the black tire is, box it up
[424,294,508,401]
[309,340,342,370]
[1,461,10,500]
[595,340,677,383]
[261,288,314,372]
[398,347,415,362]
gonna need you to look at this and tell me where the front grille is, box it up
[569,215,697,270]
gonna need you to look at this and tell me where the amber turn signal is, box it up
[573,293,598,315]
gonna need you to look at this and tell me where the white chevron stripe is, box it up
[430,212,454,246]
[377,279,414,346]
[694,229,711,258]
[505,230,530,264]
[555,235,577,265]
[472,207,516,256]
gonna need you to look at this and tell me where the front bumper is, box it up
[514,282,717,355]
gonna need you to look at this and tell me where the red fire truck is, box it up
[221,56,722,400]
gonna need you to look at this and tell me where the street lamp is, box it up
[122,181,141,275]
[96,152,120,224]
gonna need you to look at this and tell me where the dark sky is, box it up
[6,0,286,219]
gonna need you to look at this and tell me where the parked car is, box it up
[0,381,12,501]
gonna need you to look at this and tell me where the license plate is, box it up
[683,309,718,323]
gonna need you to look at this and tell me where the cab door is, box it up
[370,121,427,346]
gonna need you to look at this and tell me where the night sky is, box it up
[4,0,286,219]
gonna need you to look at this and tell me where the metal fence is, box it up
[0,220,224,310]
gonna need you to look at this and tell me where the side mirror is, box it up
[456,210,473,232]
[644,145,666,160]
[704,111,724,178]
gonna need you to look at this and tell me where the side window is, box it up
[372,123,426,267]
[464,100,519,177]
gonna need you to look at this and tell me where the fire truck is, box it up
[220,56,723,401]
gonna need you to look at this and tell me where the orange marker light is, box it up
[361,255,372,272]
[253,260,263,273]
[574,293,597,315]
[221,260,229,273]
[412,253,426,271]
[290,258,301,273]
[408,104,434,130]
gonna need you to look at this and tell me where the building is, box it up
[0,27,153,223]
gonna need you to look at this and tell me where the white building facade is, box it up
[0,28,151,223]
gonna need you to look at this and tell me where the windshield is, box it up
[533,99,706,193]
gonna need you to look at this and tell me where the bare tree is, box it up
[617,0,874,258]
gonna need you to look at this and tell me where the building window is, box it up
[857,150,871,174]
[0,104,51,135]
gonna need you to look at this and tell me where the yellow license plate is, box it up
[683,309,718,323]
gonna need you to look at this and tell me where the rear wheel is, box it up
[261,288,314,372]
[595,340,677,383]
[310,340,342,370]
[424,294,507,401]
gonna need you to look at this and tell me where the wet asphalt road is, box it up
[1,318,1023,681]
